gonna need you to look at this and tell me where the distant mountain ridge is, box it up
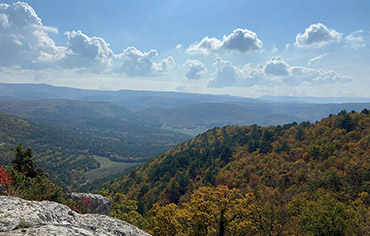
[1,83,369,137]
[259,95,370,103]
[2,83,370,107]
[0,83,258,110]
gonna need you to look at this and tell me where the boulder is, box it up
[0,196,150,236]
[69,192,112,215]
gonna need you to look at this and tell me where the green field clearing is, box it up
[83,156,140,183]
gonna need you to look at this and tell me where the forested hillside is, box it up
[1,83,370,134]
[0,99,191,160]
[135,103,284,129]
[0,111,188,189]
[104,110,370,235]
[0,112,99,188]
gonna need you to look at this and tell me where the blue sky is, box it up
[0,0,369,97]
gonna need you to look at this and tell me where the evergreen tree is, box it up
[11,144,37,178]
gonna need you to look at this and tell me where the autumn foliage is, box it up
[0,164,12,194]
[105,110,370,235]
[0,144,73,206]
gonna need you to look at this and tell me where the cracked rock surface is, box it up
[0,196,150,236]
[69,192,112,215]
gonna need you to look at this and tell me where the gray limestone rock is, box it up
[69,192,112,215]
[0,196,150,236]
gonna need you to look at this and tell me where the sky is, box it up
[0,0,369,98]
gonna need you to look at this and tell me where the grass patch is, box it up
[14,220,32,230]
[83,156,140,183]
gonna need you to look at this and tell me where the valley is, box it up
[83,155,141,184]
[0,1,369,235]
[0,84,369,235]
[1,83,370,190]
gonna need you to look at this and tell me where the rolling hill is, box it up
[103,110,370,235]
[0,99,191,159]
[0,110,190,189]
[1,83,370,137]
[0,112,98,188]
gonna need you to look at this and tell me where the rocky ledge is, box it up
[69,192,112,215]
[0,196,150,236]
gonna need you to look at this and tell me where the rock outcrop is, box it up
[0,196,150,236]
[69,192,112,215]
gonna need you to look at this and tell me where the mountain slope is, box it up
[0,112,99,187]
[0,110,189,188]
[105,110,370,235]
[0,99,191,160]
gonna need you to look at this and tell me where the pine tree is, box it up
[11,144,37,178]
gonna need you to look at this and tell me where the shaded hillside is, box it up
[0,112,98,187]
[0,111,188,188]
[135,103,296,129]
[135,102,370,136]
[0,99,191,160]
[0,99,132,121]
[135,103,260,128]
[105,110,370,235]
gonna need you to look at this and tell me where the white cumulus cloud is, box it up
[115,47,175,77]
[208,57,256,88]
[295,23,342,48]
[0,2,176,78]
[187,28,262,55]
[345,30,366,49]
[221,28,263,53]
[184,59,207,80]
[264,56,290,76]
[307,53,327,65]
[0,2,65,68]
[187,36,222,55]
[208,56,351,88]
[61,30,114,73]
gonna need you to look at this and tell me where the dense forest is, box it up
[0,111,188,189]
[101,110,370,235]
[0,144,99,214]
[1,109,369,235]
[0,99,191,159]
[0,112,97,188]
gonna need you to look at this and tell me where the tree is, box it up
[110,193,147,229]
[287,193,351,235]
[11,144,37,178]
[178,186,259,236]
[0,164,12,194]
[336,112,355,132]
[149,203,180,236]
[4,144,69,204]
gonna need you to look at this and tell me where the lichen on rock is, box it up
[0,196,150,236]
[69,192,112,215]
